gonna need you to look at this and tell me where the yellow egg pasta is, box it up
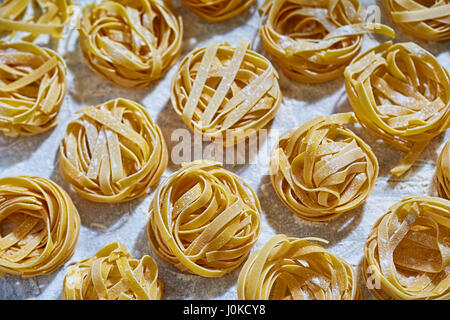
[62,242,163,300]
[181,0,255,22]
[79,0,182,88]
[270,112,378,221]
[147,160,261,277]
[59,98,168,203]
[383,0,450,41]
[436,140,450,199]
[258,0,395,83]
[0,41,67,137]
[344,41,450,177]
[0,176,80,277]
[171,40,281,146]
[363,196,450,300]
[237,234,360,300]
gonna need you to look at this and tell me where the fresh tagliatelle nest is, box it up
[62,242,163,300]
[0,41,67,137]
[171,40,281,146]
[79,0,183,88]
[237,234,361,300]
[270,112,378,222]
[436,140,450,199]
[258,0,395,83]
[59,98,168,203]
[344,41,450,176]
[363,196,450,300]
[383,0,450,41]
[0,176,80,277]
[147,160,261,277]
[181,0,256,22]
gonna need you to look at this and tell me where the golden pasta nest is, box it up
[79,0,183,88]
[0,176,80,277]
[383,0,450,41]
[181,0,255,22]
[0,0,74,41]
[344,41,450,177]
[0,41,67,137]
[147,160,261,277]
[63,242,163,300]
[436,140,450,199]
[258,0,395,83]
[270,112,378,221]
[171,40,281,146]
[59,98,168,203]
[237,234,360,300]
[363,196,450,300]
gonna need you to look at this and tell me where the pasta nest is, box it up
[0,176,80,277]
[363,196,450,300]
[237,234,360,300]
[270,112,378,221]
[258,0,395,83]
[344,41,450,177]
[0,41,67,137]
[79,0,183,88]
[383,0,450,41]
[63,242,163,300]
[171,40,281,146]
[181,0,255,22]
[0,0,74,41]
[59,98,168,203]
[436,140,450,199]
[147,160,261,277]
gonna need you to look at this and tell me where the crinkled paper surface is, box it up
[0,0,449,300]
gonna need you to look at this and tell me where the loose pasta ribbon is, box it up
[436,140,450,199]
[59,98,168,203]
[0,176,80,277]
[270,112,378,221]
[171,40,281,146]
[181,0,255,22]
[344,41,450,176]
[259,0,395,83]
[363,196,450,300]
[63,242,163,300]
[0,41,67,137]
[79,0,183,88]
[147,160,261,277]
[237,234,360,300]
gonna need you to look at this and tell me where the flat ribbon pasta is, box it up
[363,196,450,300]
[0,176,80,277]
[79,0,183,88]
[171,40,281,146]
[59,98,168,203]
[383,0,450,41]
[259,0,395,83]
[63,242,163,300]
[344,41,450,177]
[0,41,67,137]
[0,0,74,41]
[237,234,360,300]
[181,0,255,22]
[436,140,450,199]
[147,160,261,277]
[270,112,378,221]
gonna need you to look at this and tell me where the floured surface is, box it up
[0,0,449,300]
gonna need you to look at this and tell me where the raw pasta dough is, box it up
[79,0,183,88]
[0,41,67,137]
[436,140,450,199]
[181,0,255,22]
[344,41,450,176]
[0,176,80,277]
[270,112,378,221]
[59,98,168,203]
[363,196,450,300]
[171,40,281,146]
[147,160,261,277]
[258,0,395,83]
[63,242,163,300]
[237,234,360,300]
